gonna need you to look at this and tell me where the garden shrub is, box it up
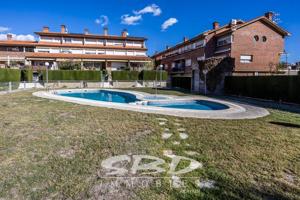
[139,70,168,81]
[111,71,139,81]
[0,68,21,82]
[41,70,102,81]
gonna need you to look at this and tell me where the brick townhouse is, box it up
[0,26,151,73]
[152,12,290,91]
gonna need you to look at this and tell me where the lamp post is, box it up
[45,62,49,87]
[155,64,164,96]
[203,69,208,95]
[159,64,163,87]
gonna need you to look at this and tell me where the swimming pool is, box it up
[34,89,269,119]
[58,90,228,111]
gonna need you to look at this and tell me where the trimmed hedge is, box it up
[42,70,102,81]
[0,68,21,82]
[112,70,168,81]
[139,70,168,81]
[225,76,300,104]
[111,71,139,81]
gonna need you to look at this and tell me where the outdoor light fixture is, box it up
[45,62,50,85]
[203,69,208,95]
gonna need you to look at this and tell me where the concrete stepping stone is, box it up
[177,128,186,132]
[162,133,173,139]
[172,176,183,188]
[184,151,199,156]
[156,118,168,121]
[173,123,182,126]
[195,180,216,189]
[173,141,180,145]
[163,150,175,158]
[179,133,189,140]
[159,122,166,126]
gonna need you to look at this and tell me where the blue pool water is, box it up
[58,90,229,110]
[59,90,137,103]
[148,100,229,110]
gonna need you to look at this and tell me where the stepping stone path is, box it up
[156,118,168,121]
[162,133,173,139]
[184,151,199,156]
[155,117,215,190]
[159,122,166,126]
[179,133,189,140]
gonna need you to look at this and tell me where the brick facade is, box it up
[231,20,284,73]
[152,12,289,91]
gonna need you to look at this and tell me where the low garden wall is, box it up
[225,75,300,104]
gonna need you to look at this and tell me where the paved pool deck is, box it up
[33,89,269,119]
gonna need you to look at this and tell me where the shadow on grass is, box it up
[269,121,300,128]
[211,95,300,115]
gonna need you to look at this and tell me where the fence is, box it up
[224,75,300,104]
[0,80,167,93]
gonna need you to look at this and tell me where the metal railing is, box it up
[0,80,168,93]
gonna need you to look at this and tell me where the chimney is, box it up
[230,19,237,26]
[213,21,220,30]
[60,25,66,33]
[183,37,188,42]
[84,28,89,35]
[7,34,12,41]
[265,12,274,21]
[43,26,49,32]
[103,27,108,36]
[121,29,128,37]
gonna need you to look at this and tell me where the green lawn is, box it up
[0,90,299,199]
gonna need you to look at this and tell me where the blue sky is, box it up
[0,0,299,62]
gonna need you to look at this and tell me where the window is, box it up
[217,35,232,46]
[85,50,96,55]
[64,38,72,43]
[240,55,253,63]
[185,59,192,66]
[37,48,51,53]
[254,35,259,42]
[61,49,72,54]
[195,40,205,48]
[262,36,267,42]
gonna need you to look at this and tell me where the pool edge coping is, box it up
[32,89,270,119]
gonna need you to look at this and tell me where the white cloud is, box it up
[0,33,35,41]
[95,15,109,27]
[161,18,178,31]
[0,26,11,33]
[121,14,142,25]
[134,4,162,16]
